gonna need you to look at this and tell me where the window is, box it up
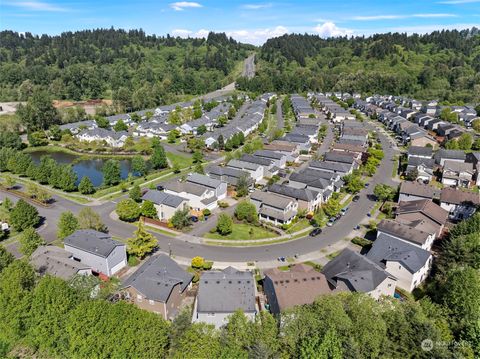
[149,300,155,305]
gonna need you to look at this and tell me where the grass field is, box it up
[204,223,278,241]
[286,219,311,234]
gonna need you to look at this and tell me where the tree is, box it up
[192,151,203,163]
[323,197,341,218]
[196,124,207,135]
[127,219,157,259]
[78,207,108,232]
[141,200,157,218]
[216,213,233,235]
[19,227,45,256]
[78,176,95,194]
[95,115,109,129]
[217,134,225,150]
[4,174,16,189]
[373,184,396,202]
[27,131,49,147]
[218,115,228,127]
[187,137,205,152]
[10,199,40,231]
[172,162,181,173]
[191,256,205,269]
[167,129,179,143]
[0,132,23,149]
[472,119,480,133]
[457,133,473,151]
[170,208,190,229]
[0,245,14,273]
[236,174,249,197]
[342,173,365,194]
[131,155,147,176]
[102,159,121,186]
[57,211,79,240]
[193,163,204,174]
[151,145,168,169]
[113,119,128,132]
[129,184,142,202]
[17,89,58,131]
[235,201,258,223]
[116,199,141,222]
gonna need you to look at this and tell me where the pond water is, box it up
[28,151,133,187]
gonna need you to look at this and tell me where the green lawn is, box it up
[204,223,278,241]
[166,152,193,168]
[286,219,311,234]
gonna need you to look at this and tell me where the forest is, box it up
[0,213,478,358]
[0,29,254,108]
[237,28,480,104]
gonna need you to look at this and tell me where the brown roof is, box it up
[264,142,296,152]
[264,264,331,311]
[343,127,369,136]
[399,181,440,199]
[397,199,448,225]
[440,188,480,206]
[377,219,431,246]
[331,143,365,153]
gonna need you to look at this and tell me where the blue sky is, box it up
[1,0,479,44]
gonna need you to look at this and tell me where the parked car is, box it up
[327,218,336,227]
[352,195,360,202]
[353,225,361,230]
[190,216,199,223]
[340,207,348,215]
[156,185,164,191]
[309,228,322,237]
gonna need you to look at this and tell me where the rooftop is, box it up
[63,230,124,258]
[377,219,432,247]
[399,181,439,199]
[141,190,186,208]
[397,199,448,225]
[30,246,91,280]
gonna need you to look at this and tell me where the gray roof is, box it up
[324,151,356,164]
[367,233,431,274]
[309,160,351,173]
[322,249,394,293]
[164,181,208,197]
[207,165,249,179]
[408,146,433,157]
[30,246,91,280]
[377,219,432,247]
[399,181,439,199]
[123,254,193,303]
[227,159,262,171]
[197,267,256,313]
[268,184,318,202]
[407,157,435,169]
[281,133,310,144]
[187,173,223,189]
[254,150,285,160]
[63,230,124,258]
[251,190,293,209]
[239,154,273,166]
[435,149,466,163]
[142,190,186,208]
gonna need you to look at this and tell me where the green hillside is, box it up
[237,28,480,103]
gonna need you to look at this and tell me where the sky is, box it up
[1,0,479,44]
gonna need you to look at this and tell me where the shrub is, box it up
[191,256,205,269]
[202,261,213,270]
[218,201,229,208]
[351,237,373,249]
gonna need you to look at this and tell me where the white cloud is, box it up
[195,29,210,38]
[226,26,289,44]
[5,0,67,12]
[314,22,353,37]
[171,29,193,37]
[352,13,457,21]
[169,1,202,11]
[242,3,272,10]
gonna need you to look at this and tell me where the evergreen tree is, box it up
[127,219,157,259]
[78,176,95,194]
[19,227,45,257]
[10,199,40,231]
[151,145,168,169]
[102,159,121,186]
[129,184,142,202]
[131,155,147,176]
[141,200,157,219]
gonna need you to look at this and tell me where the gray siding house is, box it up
[64,230,127,277]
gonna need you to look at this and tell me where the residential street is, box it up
[242,54,256,79]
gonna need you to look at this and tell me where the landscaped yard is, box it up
[204,223,278,240]
[286,218,311,234]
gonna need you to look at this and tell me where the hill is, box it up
[237,28,480,103]
[0,29,254,109]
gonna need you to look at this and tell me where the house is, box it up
[281,133,311,152]
[30,245,92,280]
[250,190,298,226]
[309,160,353,175]
[366,233,432,292]
[186,173,227,200]
[63,230,127,276]
[141,190,188,221]
[227,159,264,183]
[439,187,480,221]
[206,165,253,188]
[263,264,331,315]
[396,200,449,237]
[122,254,193,320]
[60,120,97,135]
[407,146,433,160]
[192,267,257,328]
[163,181,218,212]
[267,183,322,213]
[377,219,435,250]
[398,181,439,202]
[435,149,466,166]
[406,157,435,182]
[76,128,129,148]
[237,154,279,178]
[321,248,396,300]
[409,133,437,149]
[254,150,287,169]
[441,160,474,188]
[466,152,480,186]
[134,121,175,139]
[323,151,359,169]
[331,143,366,158]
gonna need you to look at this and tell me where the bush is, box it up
[351,237,373,249]
[127,255,139,267]
[191,256,205,269]
[218,201,229,208]
[10,199,40,231]
[216,214,233,235]
[203,261,213,270]
[116,199,141,222]
[235,201,258,223]
[202,208,211,217]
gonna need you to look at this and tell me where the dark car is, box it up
[156,185,165,191]
[352,195,360,202]
[309,228,322,237]
[190,216,199,223]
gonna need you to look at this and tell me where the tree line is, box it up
[237,28,480,104]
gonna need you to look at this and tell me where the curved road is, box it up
[3,120,399,262]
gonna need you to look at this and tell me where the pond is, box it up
[28,150,133,187]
